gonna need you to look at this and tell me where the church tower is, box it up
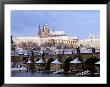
[38,25,41,37]
[44,24,49,34]
[40,24,50,38]
[89,33,95,39]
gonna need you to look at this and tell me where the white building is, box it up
[77,34,100,49]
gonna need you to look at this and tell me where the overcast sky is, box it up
[11,10,100,39]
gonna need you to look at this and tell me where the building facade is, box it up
[13,24,79,48]
[77,34,100,49]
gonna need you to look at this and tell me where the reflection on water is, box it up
[11,71,77,77]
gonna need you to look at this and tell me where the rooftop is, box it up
[70,58,82,64]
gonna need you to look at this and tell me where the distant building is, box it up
[13,24,78,48]
[38,24,66,38]
[77,33,100,49]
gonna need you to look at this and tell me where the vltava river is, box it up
[11,71,77,77]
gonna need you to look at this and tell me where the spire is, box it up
[38,25,41,36]
[89,33,95,39]
[39,24,40,30]
[11,35,13,44]
[42,25,44,32]
[53,27,54,33]
[92,34,95,39]
[89,33,92,39]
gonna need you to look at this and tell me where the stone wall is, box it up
[50,64,63,71]
[69,64,83,73]
[35,63,46,71]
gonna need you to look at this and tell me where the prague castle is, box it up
[38,24,66,38]
[13,24,100,49]
[13,24,78,47]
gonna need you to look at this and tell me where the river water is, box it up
[11,71,79,77]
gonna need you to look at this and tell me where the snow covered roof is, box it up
[26,60,32,63]
[51,59,62,64]
[69,37,78,39]
[70,58,82,64]
[64,51,72,54]
[35,59,45,63]
[80,50,92,53]
[24,52,28,56]
[11,51,18,56]
[17,51,24,55]
[23,50,29,55]
[49,36,78,40]
[15,48,24,54]
[95,61,100,64]
[50,31,66,36]
[95,49,100,53]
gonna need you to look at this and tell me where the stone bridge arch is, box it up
[80,53,100,63]
[45,58,54,71]
[62,57,73,72]
[83,57,99,73]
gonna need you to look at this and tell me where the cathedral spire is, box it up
[53,27,54,33]
[89,33,92,39]
[43,25,44,29]
[11,35,13,44]
[42,25,44,32]
[38,25,41,36]
[92,34,95,39]
[39,24,40,29]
